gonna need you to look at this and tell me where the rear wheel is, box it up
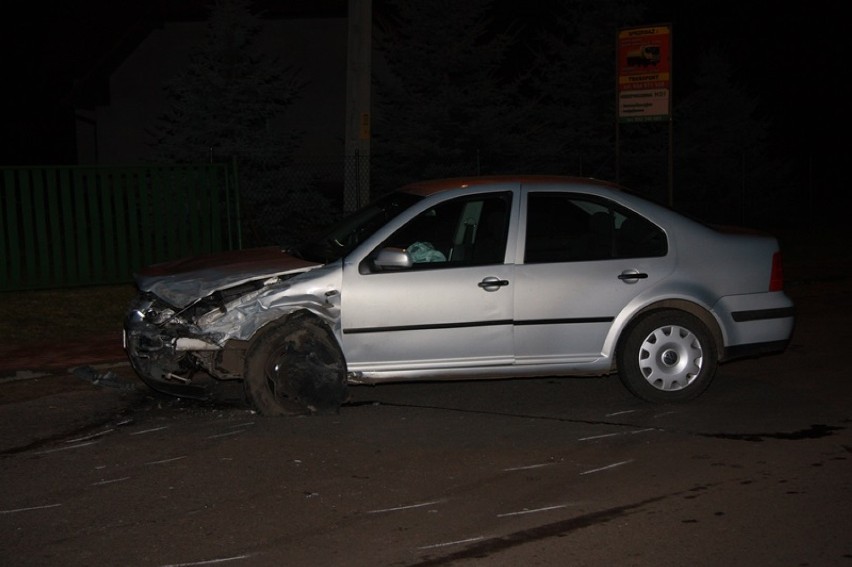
[617,310,718,403]
[243,316,347,416]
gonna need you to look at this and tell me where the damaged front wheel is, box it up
[243,316,347,416]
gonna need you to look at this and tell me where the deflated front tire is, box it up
[243,314,347,416]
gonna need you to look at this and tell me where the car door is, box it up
[340,190,517,375]
[513,188,675,364]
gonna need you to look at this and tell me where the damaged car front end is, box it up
[124,190,422,414]
[124,247,341,405]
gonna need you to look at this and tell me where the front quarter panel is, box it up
[197,262,344,343]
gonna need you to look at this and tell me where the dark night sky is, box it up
[652,1,845,159]
[1,1,844,170]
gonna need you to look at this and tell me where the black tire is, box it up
[616,310,718,403]
[243,315,347,416]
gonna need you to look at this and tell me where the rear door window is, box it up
[524,192,666,263]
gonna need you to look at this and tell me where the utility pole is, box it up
[344,0,372,211]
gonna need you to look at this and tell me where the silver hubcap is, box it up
[638,324,703,391]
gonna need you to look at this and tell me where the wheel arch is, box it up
[247,308,340,348]
[218,308,343,377]
[616,299,724,359]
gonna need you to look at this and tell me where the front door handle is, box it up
[478,277,510,291]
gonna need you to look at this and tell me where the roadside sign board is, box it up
[617,25,672,122]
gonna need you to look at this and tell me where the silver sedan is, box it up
[124,175,795,414]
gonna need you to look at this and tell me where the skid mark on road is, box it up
[355,400,663,432]
[0,503,62,515]
[366,500,445,514]
[417,536,487,550]
[579,427,657,441]
[145,455,187,466]
[579,459,634,475]
[409,495,667,566]
[32,440,100,454]
[503,462,556,472]
[92,476,131,486]
[130,425,171,435]
[701,423,845,442]
[497,503,574,518]
[159,553,255,566]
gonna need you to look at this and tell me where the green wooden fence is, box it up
[1,164,241,291]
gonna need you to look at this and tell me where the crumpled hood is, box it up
[134,246,321,308]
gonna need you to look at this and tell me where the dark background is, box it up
[1,1,843,188]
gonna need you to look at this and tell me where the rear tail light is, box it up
[769,251,784,291]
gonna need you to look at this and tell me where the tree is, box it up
[672,48,785,224]
[151,0,302,164]
[522,0,647,181]
[372,0,526,191]
[150,0,330,245]
[370,0,794,226]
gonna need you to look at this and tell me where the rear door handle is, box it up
[618,270,648,282]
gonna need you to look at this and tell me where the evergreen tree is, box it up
[673,48,784,224]
[372,0,526,191]
[370,0,790,225]
[523,0,647,180]
[150,0,302,165]
[150,0,330,245]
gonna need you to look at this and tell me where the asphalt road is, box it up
[1,278,850,566]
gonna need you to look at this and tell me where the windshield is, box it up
[289,191,423,263]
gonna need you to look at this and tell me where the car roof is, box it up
[399,175,624,197]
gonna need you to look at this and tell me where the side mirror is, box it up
[373,247,413,270]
